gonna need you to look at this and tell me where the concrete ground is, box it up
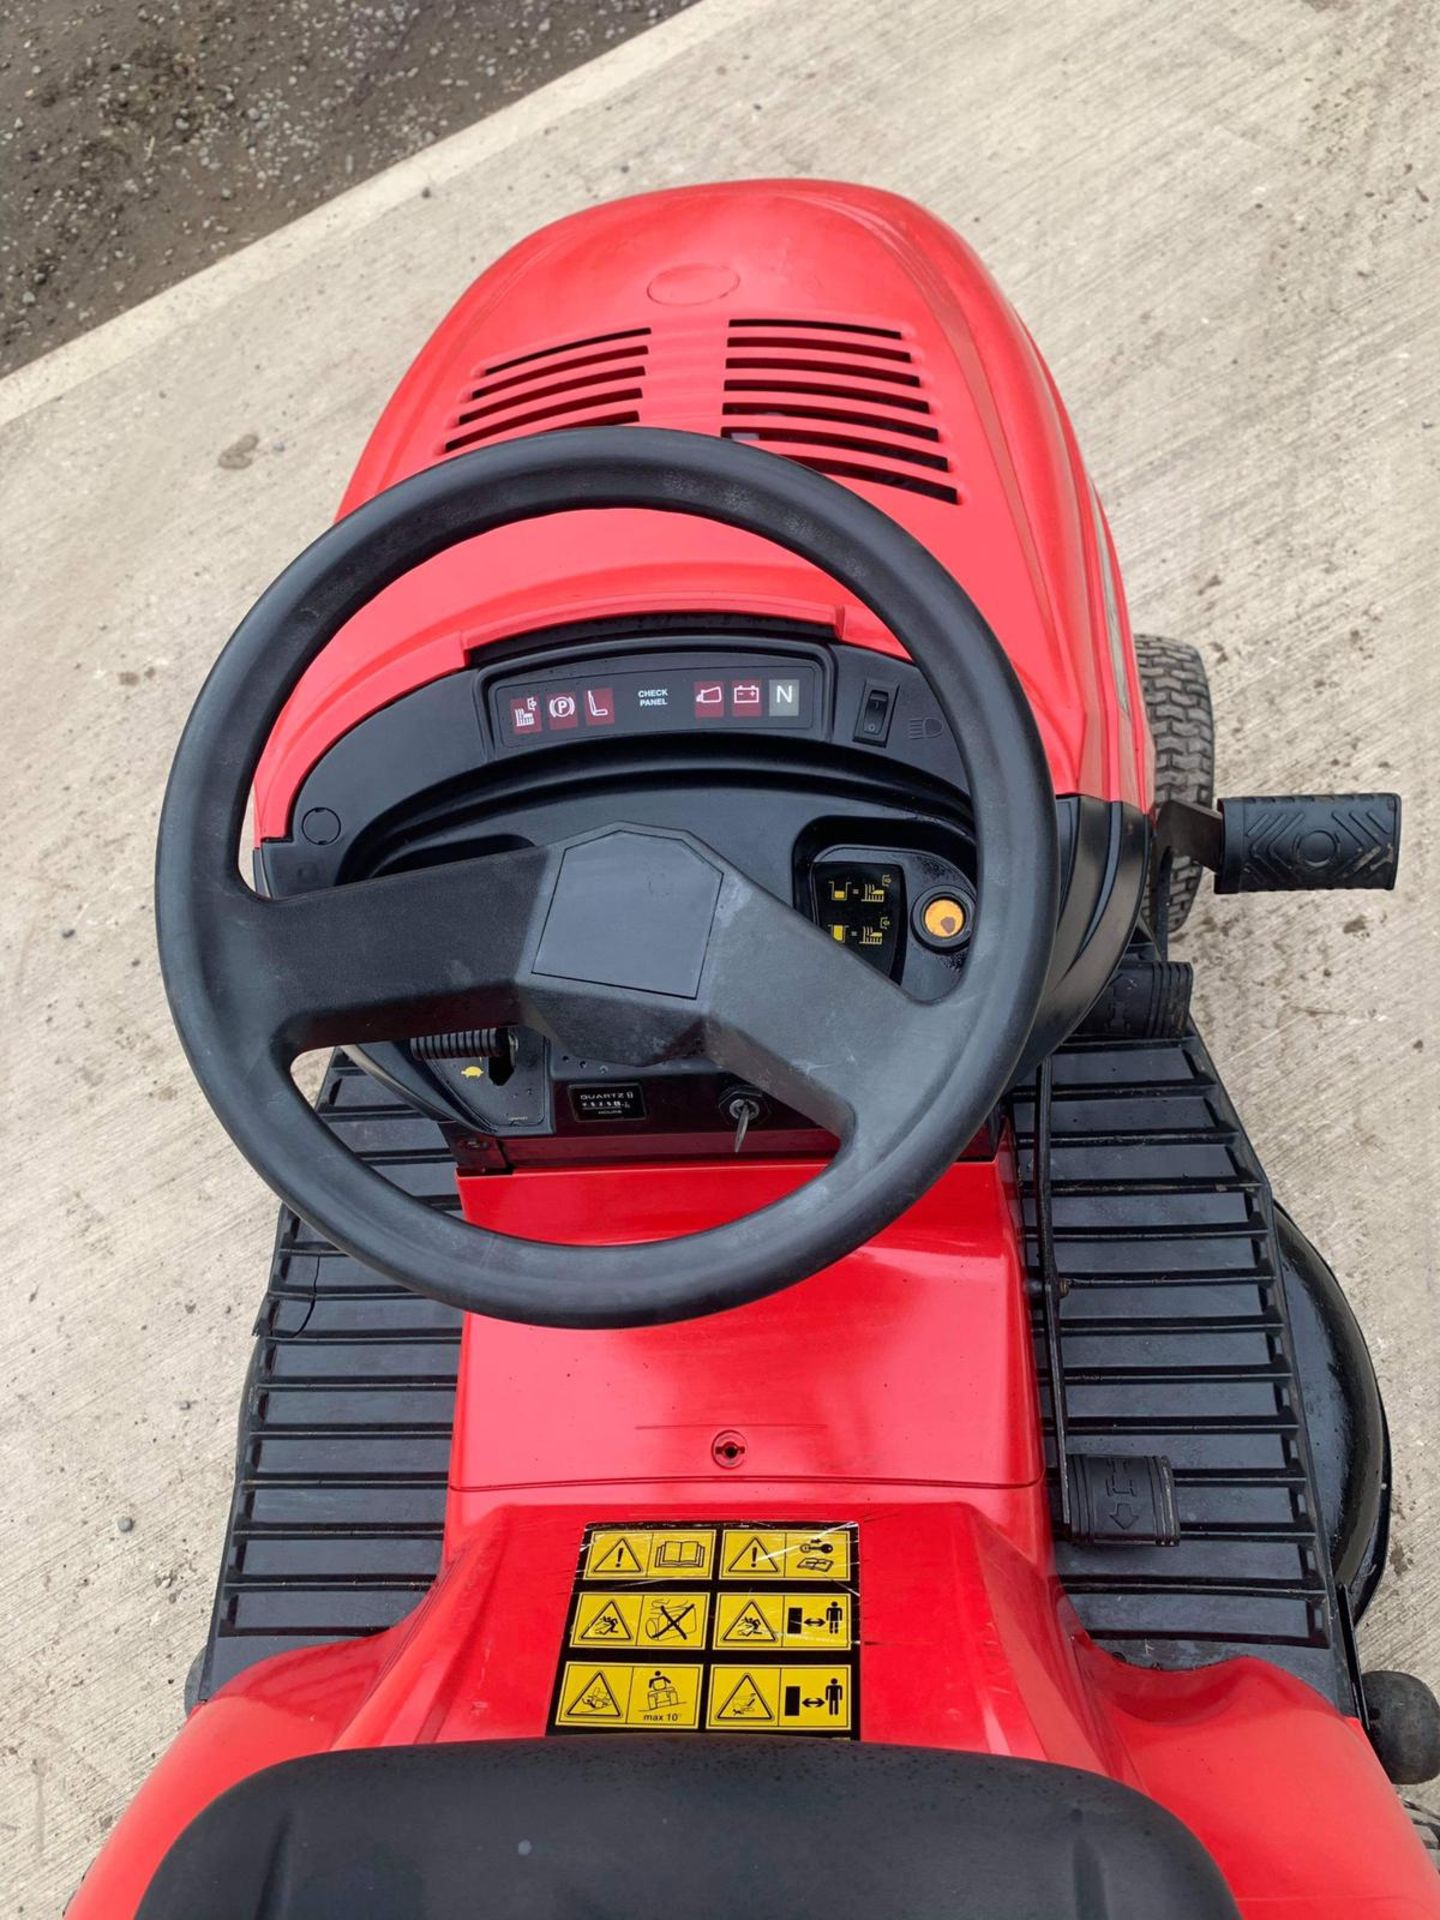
[0,0,698,375]
[1,0,1436,1909]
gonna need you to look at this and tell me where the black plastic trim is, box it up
[257,627,974,896]
[255,634,1147,1103]
[1275,1204,1390,1613]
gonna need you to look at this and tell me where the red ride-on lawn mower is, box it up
[73,182,1439,1918]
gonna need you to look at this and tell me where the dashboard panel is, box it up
[255,621,1146,1162]
[492,652,821,748]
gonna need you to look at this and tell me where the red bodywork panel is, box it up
[77,1157,1440,1917]
[253,181,1151,840]
[447,1159,1040,1498]
[78,186,1439,1916]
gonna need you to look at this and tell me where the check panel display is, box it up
[491,655,820,750]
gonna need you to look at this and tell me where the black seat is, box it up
[137,1737,1241,1919]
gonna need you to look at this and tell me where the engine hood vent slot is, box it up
[728,316,905,340]
[441,328,651,455]
[723,318,958,505]
[435,316,956,505]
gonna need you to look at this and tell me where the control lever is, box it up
[411,1025,517,1086]
[721,1088,764,1154]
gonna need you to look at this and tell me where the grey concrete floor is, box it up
[0,0,698,375]
[2,0,1437,1910]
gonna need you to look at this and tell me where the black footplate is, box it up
[193,1055,462,1702]
[198,1035,1361,1716]
[1013,1028,1360,1713]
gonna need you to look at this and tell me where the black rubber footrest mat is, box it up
[198,1034,1352,1712]
[195,1055,463,1701]
[1012,1028,1354,1711]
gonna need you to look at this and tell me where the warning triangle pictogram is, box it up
[566,1671,624,1719]
[721,1600,777,1644]
[713,1673,774,1722]
[594,1536,645,1575]
[579,1600,634,1643]
[724,1534,781,1575]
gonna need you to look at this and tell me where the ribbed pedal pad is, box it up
[1067,1452,1180,1547]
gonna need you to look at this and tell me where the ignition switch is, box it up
[720,1086,767,1153]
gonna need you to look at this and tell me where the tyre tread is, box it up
[1136,633,1215,934]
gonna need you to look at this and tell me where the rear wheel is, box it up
[1136,634,1215,936]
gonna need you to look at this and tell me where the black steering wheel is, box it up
[157,428,1058,1328]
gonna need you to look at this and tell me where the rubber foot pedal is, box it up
[1066,1452,1181,1547]
[1217,794,1400,893]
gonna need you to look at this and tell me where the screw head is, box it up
[711,1429,747,1469]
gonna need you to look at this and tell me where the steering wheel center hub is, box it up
[534,831,724,1000]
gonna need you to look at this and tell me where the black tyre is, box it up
[1403,1799,1440,1871]
[1135,634,1214,936]
[1365,1669,1440,1785]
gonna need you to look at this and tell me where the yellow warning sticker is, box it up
[572,1593,641,1646]
[584,1528,716,1582]
[720,1526,851,1583]
[713,1590,852,1650]
[556,1662,704,1731]
[571,1590,710,1652]
[706,1665,853,1732]
[552,1522,858,1738]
